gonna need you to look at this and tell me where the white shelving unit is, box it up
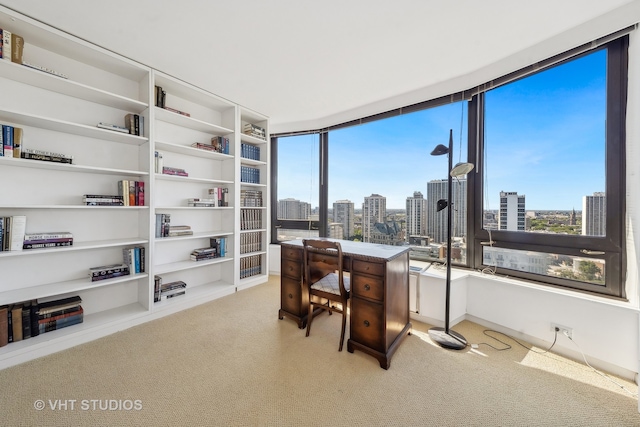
[0,6,269,369]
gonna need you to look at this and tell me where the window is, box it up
[471,37,627,298]
[272,134,320,241]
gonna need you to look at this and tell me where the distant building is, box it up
[277,198,311,220]
[582,192,606,236]
[406,191,427,240]
[499,191,525,231]
[328,222,344,239]
[427,179,468,244]
[333,199,355,239]
[362,194,386,243]
[369,221,404,246]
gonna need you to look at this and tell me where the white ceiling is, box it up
[3,0,640,133]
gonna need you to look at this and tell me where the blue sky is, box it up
[278,49,606,211]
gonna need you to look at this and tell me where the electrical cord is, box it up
[563,331,638,397]
[479,329,557,354]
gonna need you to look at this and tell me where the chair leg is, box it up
[305,300,314,337]
[339,310,347,352]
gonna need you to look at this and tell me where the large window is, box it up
[472,37,627,298]
[272,35,627,298]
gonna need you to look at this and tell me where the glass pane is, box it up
[483,50,607,237]
[276,228,320,241]
[276,134,319,242]
[483,247,605,286]
[328,102,469,263]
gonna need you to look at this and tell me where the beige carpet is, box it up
[0,276,638,426]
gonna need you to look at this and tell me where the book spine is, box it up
[2,125,13,157]
[12,127,22,159]
[11,33,23,64]
[2,29,11,62]
[9,215,26,251]
[23,241,73,250]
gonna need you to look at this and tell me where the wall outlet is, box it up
[551,323,573,339]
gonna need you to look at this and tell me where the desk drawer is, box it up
[350,297,384,352]
[282,247,302,261]
[281,259,302,279]
[352,259,384,276]
[351,274,384,302]
[281,276,304,316]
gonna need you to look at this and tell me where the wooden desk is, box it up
[279,239,411,369]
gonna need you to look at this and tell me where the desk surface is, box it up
[280,238,409,263]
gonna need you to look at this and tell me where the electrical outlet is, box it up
[551,323,573,339]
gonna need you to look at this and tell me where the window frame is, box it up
[468,36,628,299]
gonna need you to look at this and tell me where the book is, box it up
[89,263,130,281]
[21,152,74,164]
[22,301,32,339]
[9,215,26,251]
[129,180,135,206]
[12,127,22,158]
[37,296,82,315]
[97,122,129,133]
[2,29,11,62]
[135,181,145,206]
[164,106,190,117]
[0,307,7,347]
[3,125,13,157]
[11,305,22,342]
[22,147,72,159]
[124,113,135,135]
[23,241,73,250]
[118,180,129,206]
[11,33,23,64]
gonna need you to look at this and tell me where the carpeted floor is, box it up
[0,276,638,426]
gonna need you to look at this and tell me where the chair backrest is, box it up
[302,239,346,297]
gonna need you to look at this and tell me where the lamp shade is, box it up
[450,162,474,177]
[430,144,449,156]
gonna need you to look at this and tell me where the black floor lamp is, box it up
[428,129,474,350]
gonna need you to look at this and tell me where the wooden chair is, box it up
[303,239,350,351]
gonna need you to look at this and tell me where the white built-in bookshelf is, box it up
[0,6,269,368]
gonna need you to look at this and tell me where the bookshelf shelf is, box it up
[155,140,234,160]
[240,133,268,145]
[0,238,148,259]
[0,109,149,145]
[0,274,149,306]
[1,205,149,210]
[154,173,233,185]
[240,158,267,166]
[152,280,235,311]
[0,60,148,112]
[155,107,233,135]
[154,231,233,243]
[154,257,234,275]
[0,156,148,176]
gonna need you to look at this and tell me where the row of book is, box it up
[0,216,26,252]
[0,28,24,64]
[240,209,263,230]
[154,85,190,117]
[243,123,266,141]
[0,296,83,347]
[240,165,260,184]
[240,142,260,161]
[162,166,188,177]
[89,263,130,282]
[165,224,193,237]
[124,113,145,137]
[240,231,262,254]
[208,187,230,207]
[22,147,73,164]
[118,180,145,206]
[122,245,146,274]
[240,190,263,207]
[190,237,228,261]
[1,124,23,158]
[153,276,186,302]
[155,213,197,238]
[83,194,124,206]
[23,231,73,250]
[240,254,262,279]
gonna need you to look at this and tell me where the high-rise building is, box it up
[362,194,386,243]
[406,191,427,240]
[333,199,355,239]
[427,179,468,244]
[499,191,526,231]
[582,192,606,236]
[277,198,311,220]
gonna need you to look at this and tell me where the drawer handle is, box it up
[364,284,371,291]
[363,320,370,327]
[288,293,293,299]
[365,266,370,271]
[288,266,293,272]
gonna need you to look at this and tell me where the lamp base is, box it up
[428,327,467,350]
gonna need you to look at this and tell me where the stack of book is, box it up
[240,165,260,184]
[155,213,171,238]
[240,143,260,160]
[0,215,27,251]
[162,166,188,177]
[153,276,187,302]
[154,151,164,173]
[1,28,24,64]
[168,225,193,237]
[36,296,83,335]
[240,231,262,254]
[188,198,216,207]
[208,187,229,207]
[240,190,263,207]
[21,147,73,164]
[1,125,23,158]
[117,180,145,206]
[23,232,73,250]
[210,136,230,154]
[96,122,129,133]
[122,245,146,274]
[154,85,166,108]
[89,263,130,282]
[243,123,266,140]
[124,113,144,137]
[83,194,124,206]
[190,246,219,261]
[0,300,38,346]
[210,237,227,257]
